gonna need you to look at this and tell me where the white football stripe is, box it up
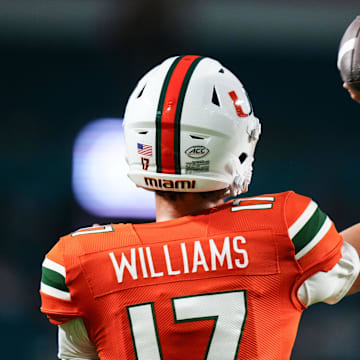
[237,196,275,201]
[42,257,66,277]
[288,200,318,239]
[231,204,273,212]
[337,38,356,69]
[71,225,113,236]
[295,216,332,260]
[40,282,71,301]
[232,196,275,205]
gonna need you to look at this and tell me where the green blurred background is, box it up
[1,1,360,358]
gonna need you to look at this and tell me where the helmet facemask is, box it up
[228,117,261,196]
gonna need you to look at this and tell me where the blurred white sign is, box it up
[72,118,155,219]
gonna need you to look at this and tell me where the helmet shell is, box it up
[123,55,261,195]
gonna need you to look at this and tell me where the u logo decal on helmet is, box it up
[228,90,253,118]
[155,55,204,174]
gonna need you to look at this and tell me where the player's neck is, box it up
[155,193,224,222]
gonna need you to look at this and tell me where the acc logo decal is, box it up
[185,146,209,159]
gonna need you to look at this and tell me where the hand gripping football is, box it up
[337,16,360,92]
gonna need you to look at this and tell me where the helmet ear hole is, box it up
[137,84,146,98]
[190,134,205,140]
[239,153,248,164]
[211,87,220,106]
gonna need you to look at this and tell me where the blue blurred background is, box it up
[2,1,360,358]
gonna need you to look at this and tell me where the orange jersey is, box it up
[40,191,343,360]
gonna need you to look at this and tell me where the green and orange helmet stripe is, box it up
[155,55,204,174]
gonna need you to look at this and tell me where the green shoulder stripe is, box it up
[41,266,69,293]
[292,206,327,254]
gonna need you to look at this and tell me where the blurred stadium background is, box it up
[2,0,360,358]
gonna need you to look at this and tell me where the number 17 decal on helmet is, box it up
[141,157,150,171]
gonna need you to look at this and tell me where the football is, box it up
[337,16,360,92]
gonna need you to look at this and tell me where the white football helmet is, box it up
[123,55,261,196]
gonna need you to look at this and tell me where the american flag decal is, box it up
[137,143,152,156]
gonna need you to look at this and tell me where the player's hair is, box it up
[155,188,228,202]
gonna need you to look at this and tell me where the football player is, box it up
[40,55,360,360]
